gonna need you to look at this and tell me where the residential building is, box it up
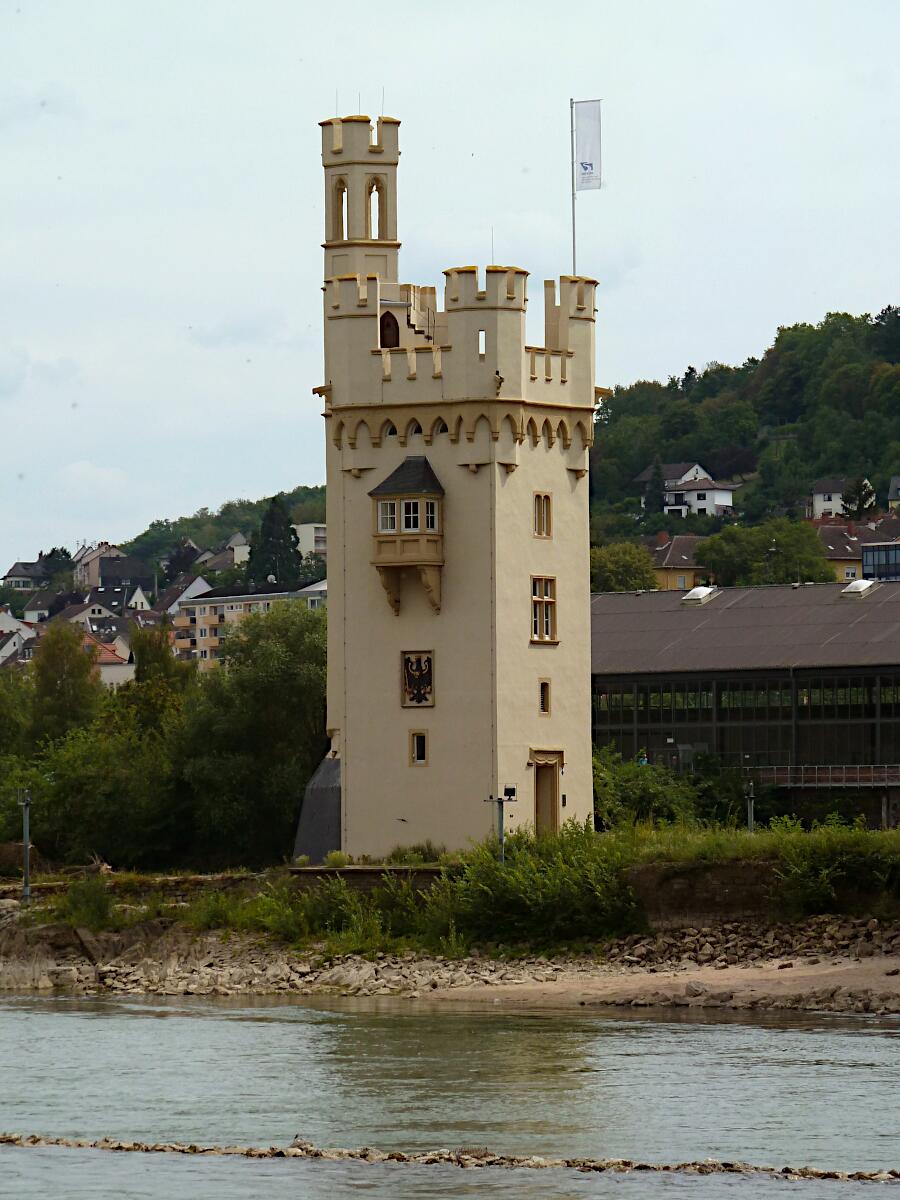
[152,574,211,617]
[807,477,873,520]
[591,580,900,780]
[2,560,49,591]
[888,477,900,512]
[73,542,125,589]
[295,113,594,861]
[633,461,738,517]
[644,532,708,591]
[85,584,151,615]
[173,584,306,671]
[814,523,889,582]
[0,628,28,666]
[298,578,327,609]
[293,523,327,560]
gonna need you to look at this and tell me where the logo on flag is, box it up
[574,100,602,191]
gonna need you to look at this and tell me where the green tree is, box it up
[644,456,666,514]
[176,603,327,864]
[28,622,104,747]
[0,586,25,618]
[246,496,304,588]
[0,671,30,756]
[841,476,877,520]
[590,543,657,592]
[165,538,200,583]
[695,518,834,586]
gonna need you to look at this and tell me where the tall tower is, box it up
[298,115,598,861]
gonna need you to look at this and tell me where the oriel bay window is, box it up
[369,456,446,614]
[532,576,557,642]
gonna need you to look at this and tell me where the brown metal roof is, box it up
[591,582,900,675]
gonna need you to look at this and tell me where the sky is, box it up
[2,0,899,570]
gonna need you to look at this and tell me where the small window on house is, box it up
[403,500,420,531]
[199,649,208,660]
[410,730,428,765]
[384,422,397,437]
[845,568,857,579]
[199,627,208,638]
[478,329,486,356]
[435,419,449,435]
[531,577,557,642]
[425,500,438,531]
[539,680,551,714]
[696,508,707,516]
[409,421,422,435]
[380,311,400,348]
[534,493,552,537]
[696,492,706,501]
[677,575,686,590]
[378,500,397,532]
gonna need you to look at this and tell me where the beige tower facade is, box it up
[313,115,598,859]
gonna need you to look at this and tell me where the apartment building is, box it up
[173,584,307,670]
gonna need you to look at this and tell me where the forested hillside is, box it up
[590,307,900,526]
[122,484,325,562]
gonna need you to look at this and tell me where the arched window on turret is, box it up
[333,178,348,242]
[367,177,386,240]
[380,311,400,349]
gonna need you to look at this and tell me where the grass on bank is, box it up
[29,818,900,951]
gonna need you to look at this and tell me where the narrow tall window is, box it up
[369,180,381,239]
[539,680,551,714]
[425,500,438,531]
[378,500,397,532]
[334,179,347,241]
[403,500,420,531]
[534,493,552,537]
[478,329,486,356]
[380,311,400,348]
[410,730,428,765]
[531,577,557,642]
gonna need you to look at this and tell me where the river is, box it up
[1,994,897,1197]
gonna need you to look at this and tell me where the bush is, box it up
[384,841,445,865]
[324,850,352,868]
[54,877,114,931]
[593,747,697,826]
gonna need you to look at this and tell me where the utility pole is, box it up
[17,788,31,904]
[745,780,755,834]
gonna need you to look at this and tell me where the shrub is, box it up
[324,850,351,868]
[55,877,114,931]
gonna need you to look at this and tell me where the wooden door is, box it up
[534,761,559,834]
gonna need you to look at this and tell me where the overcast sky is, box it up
[2,0,898,570]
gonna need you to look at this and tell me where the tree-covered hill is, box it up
[590,306,900,523]
[122,484,325,563]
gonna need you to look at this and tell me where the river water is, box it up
[1,994,898,1197]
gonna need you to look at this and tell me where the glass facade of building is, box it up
[862,543,900,581]
[592,670,900,767]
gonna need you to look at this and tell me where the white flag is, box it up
[574,100,602,191]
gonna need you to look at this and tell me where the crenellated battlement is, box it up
[323,265,597,414]
[443,265,528,311]
[320,115,400,165]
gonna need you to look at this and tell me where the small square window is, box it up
[403,500,420,531]
[409,730,428,765]
[696,492,706,501]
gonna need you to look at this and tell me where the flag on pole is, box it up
[574,99,602,191]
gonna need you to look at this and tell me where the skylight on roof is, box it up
[841,578,879,598]
[681,585,718,606]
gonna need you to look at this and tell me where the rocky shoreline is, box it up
[1,1132,896,1182]
[2,901,900,1014]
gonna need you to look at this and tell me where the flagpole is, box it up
[569,97,577,275]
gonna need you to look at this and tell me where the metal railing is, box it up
[748,765,900,788]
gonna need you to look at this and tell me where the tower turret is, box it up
[321,115,400,281]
